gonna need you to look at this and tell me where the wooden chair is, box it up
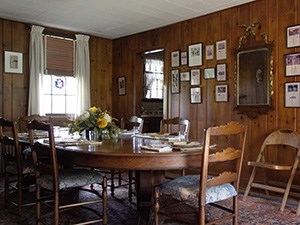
[160,117,190,139]
[153,121,247,225]
[27,119,108,225]
[243,129,300,212]
[161,117,190,177]
[0,117,35,215]
[48,115,74,127]
[121,116,144,133]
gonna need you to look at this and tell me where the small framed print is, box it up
[215,84,228,102]
[190,87,202,104]
[216,64,226,81]
[171,69,180,94]
[171,50,180,67]
[4,51,23,73]
[180,51,188,65]
[118,76,126,96]
[180,71,190,81]
[285,53,300,76]
[188,43,203,67]
[287,25,300,48]
[285,82,300,107]
[190,69,200,85]
[204,68,215,79]
[205,45,214,60]
[216,40,227,60]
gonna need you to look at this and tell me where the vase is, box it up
[85,129,102,141]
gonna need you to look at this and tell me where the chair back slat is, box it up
[160,117,190,137]
[262,129,300,149]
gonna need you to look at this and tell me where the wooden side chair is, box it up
[243,129,300,212]
[27,119,108,225]
[153,121,247,225]
[160,117,190,139]
[18,114,49,133]
[0,117,35,215]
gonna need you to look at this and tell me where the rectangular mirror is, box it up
[237,47,270,106]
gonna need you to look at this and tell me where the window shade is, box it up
[45,36,75,76]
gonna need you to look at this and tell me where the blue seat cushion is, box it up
[158,175,237,207]
[5,159,35,175]
[37,168,104,191]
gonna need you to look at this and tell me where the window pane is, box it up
[52,76,66,95]
[43,95,52,114]
[52,95,66,113]
[43,75,52,94]
[66,96,77,113]
[66,76,77,95]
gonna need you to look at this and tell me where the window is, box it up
[42,75,77,114]
[43,35,76,115]
[143,50,164,99]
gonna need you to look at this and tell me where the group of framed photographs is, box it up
[171,40,227,68]
[285,25,300,107]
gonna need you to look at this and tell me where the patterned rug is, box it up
[0,179,300,225]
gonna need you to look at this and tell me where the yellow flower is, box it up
[89,106,97,113]
[97,118,108,128]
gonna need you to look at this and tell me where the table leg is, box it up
[135,170,165,225]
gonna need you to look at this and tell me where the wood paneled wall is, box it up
[0,19,113,121]
[112,0,300,185]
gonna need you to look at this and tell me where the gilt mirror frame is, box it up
[234,22,274,119]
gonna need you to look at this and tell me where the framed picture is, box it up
[215,84,228,102]
[4,51,23,73]
[287,25,300,48]
[190,87,202,104]
[216,63,226,81]
[180,71,190,81]
[190,69,200,85]
[188,43,203,67]
[285,82,300,107]
[180,51,188,65]
[216,40,227,60]
[205,44,214,60]
[118,76,126,95]
[171,50,180,67]
[204,68,215,79]
[285,53,300,76]
[171,69,180,94]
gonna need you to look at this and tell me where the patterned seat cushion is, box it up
[158,175,237,207]
[37,168,104,190]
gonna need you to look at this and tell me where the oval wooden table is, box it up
[61,137,202,225]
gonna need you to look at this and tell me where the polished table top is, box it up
[61,137,202,171]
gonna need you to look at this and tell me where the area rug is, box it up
[0,180,300,225]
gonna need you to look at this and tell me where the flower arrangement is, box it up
[68,106,120,139]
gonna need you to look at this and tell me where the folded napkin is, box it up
[170,141,202,148]
[140,144,172,152]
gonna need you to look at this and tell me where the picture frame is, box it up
[171,69,180,94]
[216,40,227,60]
[285,82,300,107]
[285,52,300,76]
[204,68,215,79]
[118,76,126,96]
[215,84,228,102]
[180,71,190,81]
[205,44,214,60]
[190,69,200,85]
[190,87,202,104]
[171,50,180,67]
[287,24,300,48]
[180,51,188,65]
[4,51,23,73]
[216,63,227,81]
[188,43,203,67]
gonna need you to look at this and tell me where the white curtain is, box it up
[28,25,44,115]
[75,34,90,115]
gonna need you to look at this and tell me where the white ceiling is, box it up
[0,0,254,39]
